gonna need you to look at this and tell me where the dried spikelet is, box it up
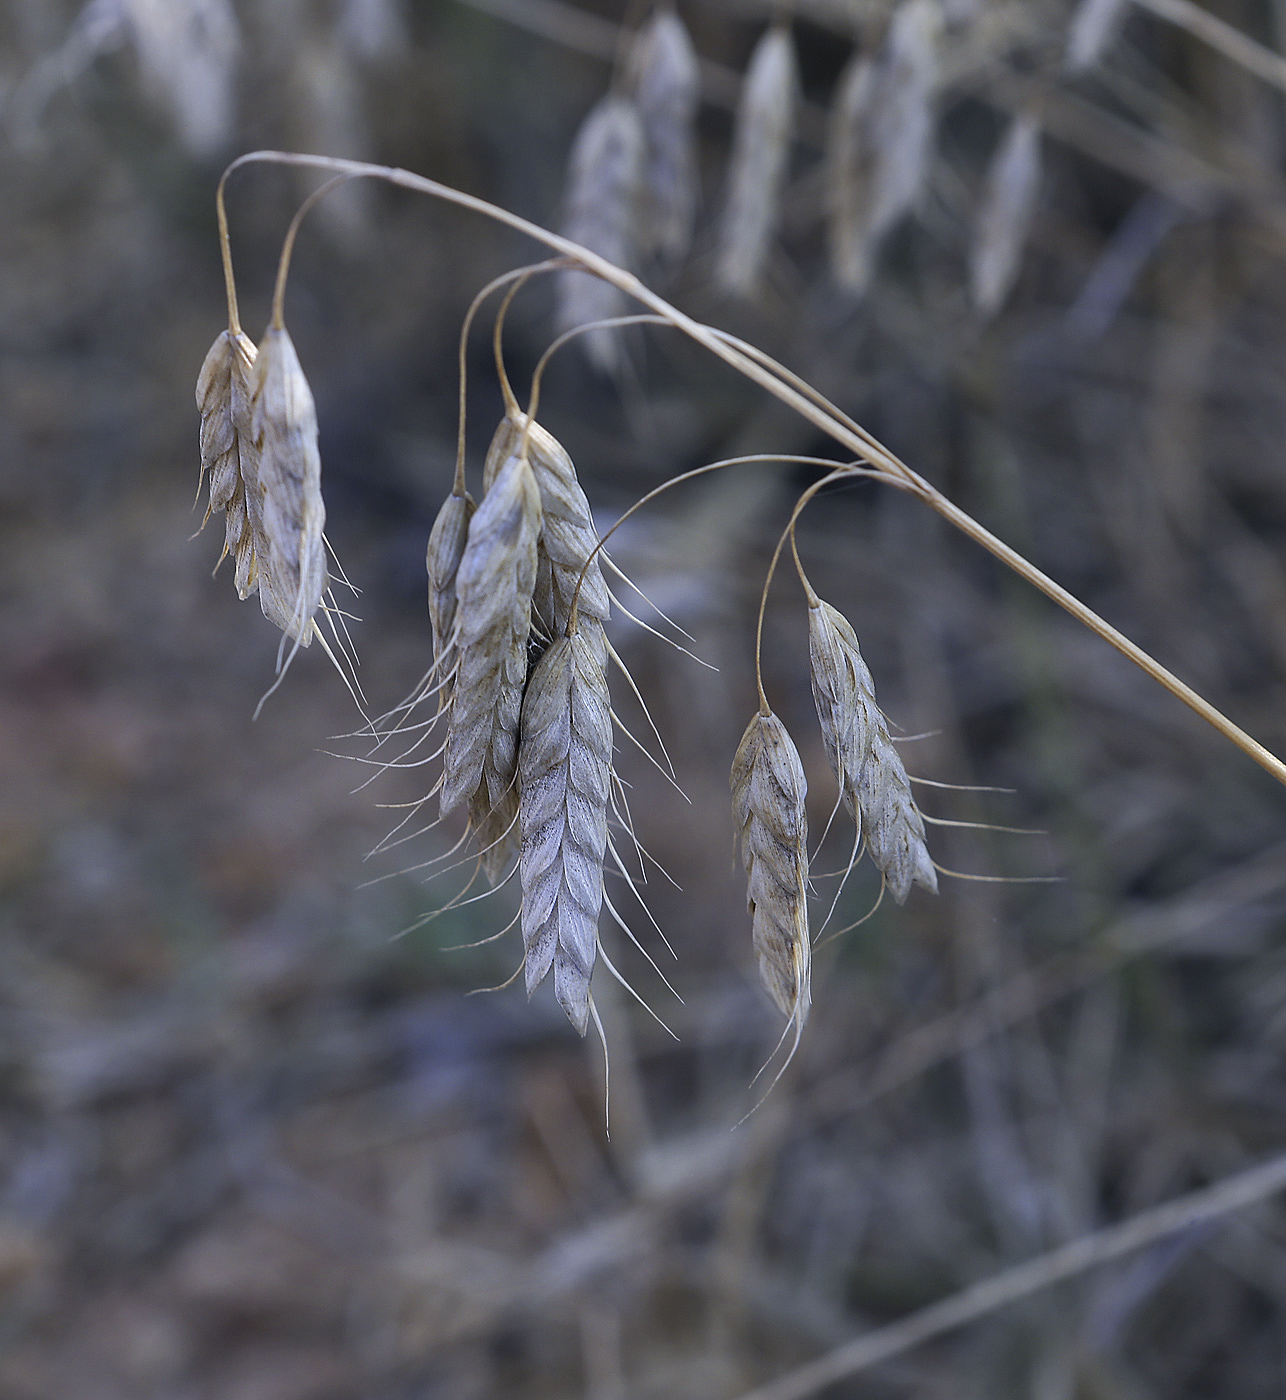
[482,412,611,637]
[519,629,612,1035]
[122,0,240,156]
[195,327,259,600]
[808,597,937,904]
[628,8,700,264]
[248,325,328,646]
[716,25,796,297]
[730,709,811,1029]
[471,783,520,887]
[826,0,941,294]
[557,95,646,373]
[970,114,1042,317]
[426,488,476,705]
[1066,0,1128,72]
[440,447,542,818]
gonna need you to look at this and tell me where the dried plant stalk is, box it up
[716,24,796,297]
[826,0,941,294]
[247,324,328,645]
[425,488,477,708]
[970,113,1042,317]
[557,95,646,372]
[808,595,937,904]
[196,326,259,599]
[519,629,612,1035]
[730,709,811,1030]
[1066,0,1129,71]
[629,7,700,264]
[441,446,542,818]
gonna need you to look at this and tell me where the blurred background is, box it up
[4,0,1286,1395]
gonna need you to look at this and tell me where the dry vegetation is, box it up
[6,0,1286,1397]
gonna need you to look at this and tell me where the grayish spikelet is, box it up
[471,782,520,887]
[1066,0,1129,72]
[441,447,541,817]
[196,327,260,599]
[826,0,941,294]
[248,325,328,645]
[483,412,611,637]
[716,25,796,297]
[557,95,646,373]
[629,8,700,263]
[970,114,1042,317]
[808,597,937,903]
[426,488,476,709]
[519,628,612,1036]
[730,709,811,1029]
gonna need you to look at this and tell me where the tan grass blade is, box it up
[247,324,328,646]
[441,444,542,817]
[195,326,260,599]
[520,626,612,1035]
[808,595,937,904]
[556,95,646,372]
[970,113,1042,318]
[730,709,811,1033]
[716,24,796,297]
[628,7,700,264]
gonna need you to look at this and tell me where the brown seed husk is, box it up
[970,113,1041,317]
[730,709,811,1028]
[628,8,700,263]
[195,326,260,599]
[426,488,477,709]
[483,412,611,637]
[557,94,646,373]
[440,445,542,817]
[248,324,328,645]
[808,597,936,904]
[716,24,796,297]
[519,626,612,1036]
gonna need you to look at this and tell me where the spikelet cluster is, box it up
[730,709,812,1031]
[425,488,476,710]
[716,24,797,297]
[970,114,1042,317]
[195,327,259,599]
[807,596,937,903]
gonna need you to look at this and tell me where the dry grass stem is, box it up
[716,24,796,296]
[628,7,700,264]
[195,326,259,599]
[808,595,937,903]
[730,709,811,1034]
[247,324,328,645]
[1065,0,1128,71]
[519,629,613,1035]
[970,113,1042,316]
[557,95,646,371]
[441,444,542,818]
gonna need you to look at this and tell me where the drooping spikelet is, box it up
[730,709,811,1030]
[557,95,646,372]
[483,411,611,641]
[1065,0,1128,72]
[440,445,542,818]
[248,324,328,645]
[425,487,476,706]
[195,326,259,599]
[826,0,941,294]
[970,114,1042,317]
[629,7,700,264]
[808,596,937,904]
[519,629,612,1035]
[716,24,796,296]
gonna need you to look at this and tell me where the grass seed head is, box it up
[441,446,542,817]
[426,489,477,704]
[970,114,1041,317]
[628,8,700,264]
[716,24,797,297]
[519,626,612,1036]
[808,598,937,903]
[470,781,520,887]
[557,94,646,372]
[248,324,328,645]
[730,708,811,1030]
[197,327,262,599]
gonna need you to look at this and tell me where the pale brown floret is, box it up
[519,627,612,1036]
[808,596,937,904]
[195,327,260,599]
[425,488,476,710]
[716,24,796,296]
[730,708,811,1029]
[247,324,328,645]
[440,445,542,818]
